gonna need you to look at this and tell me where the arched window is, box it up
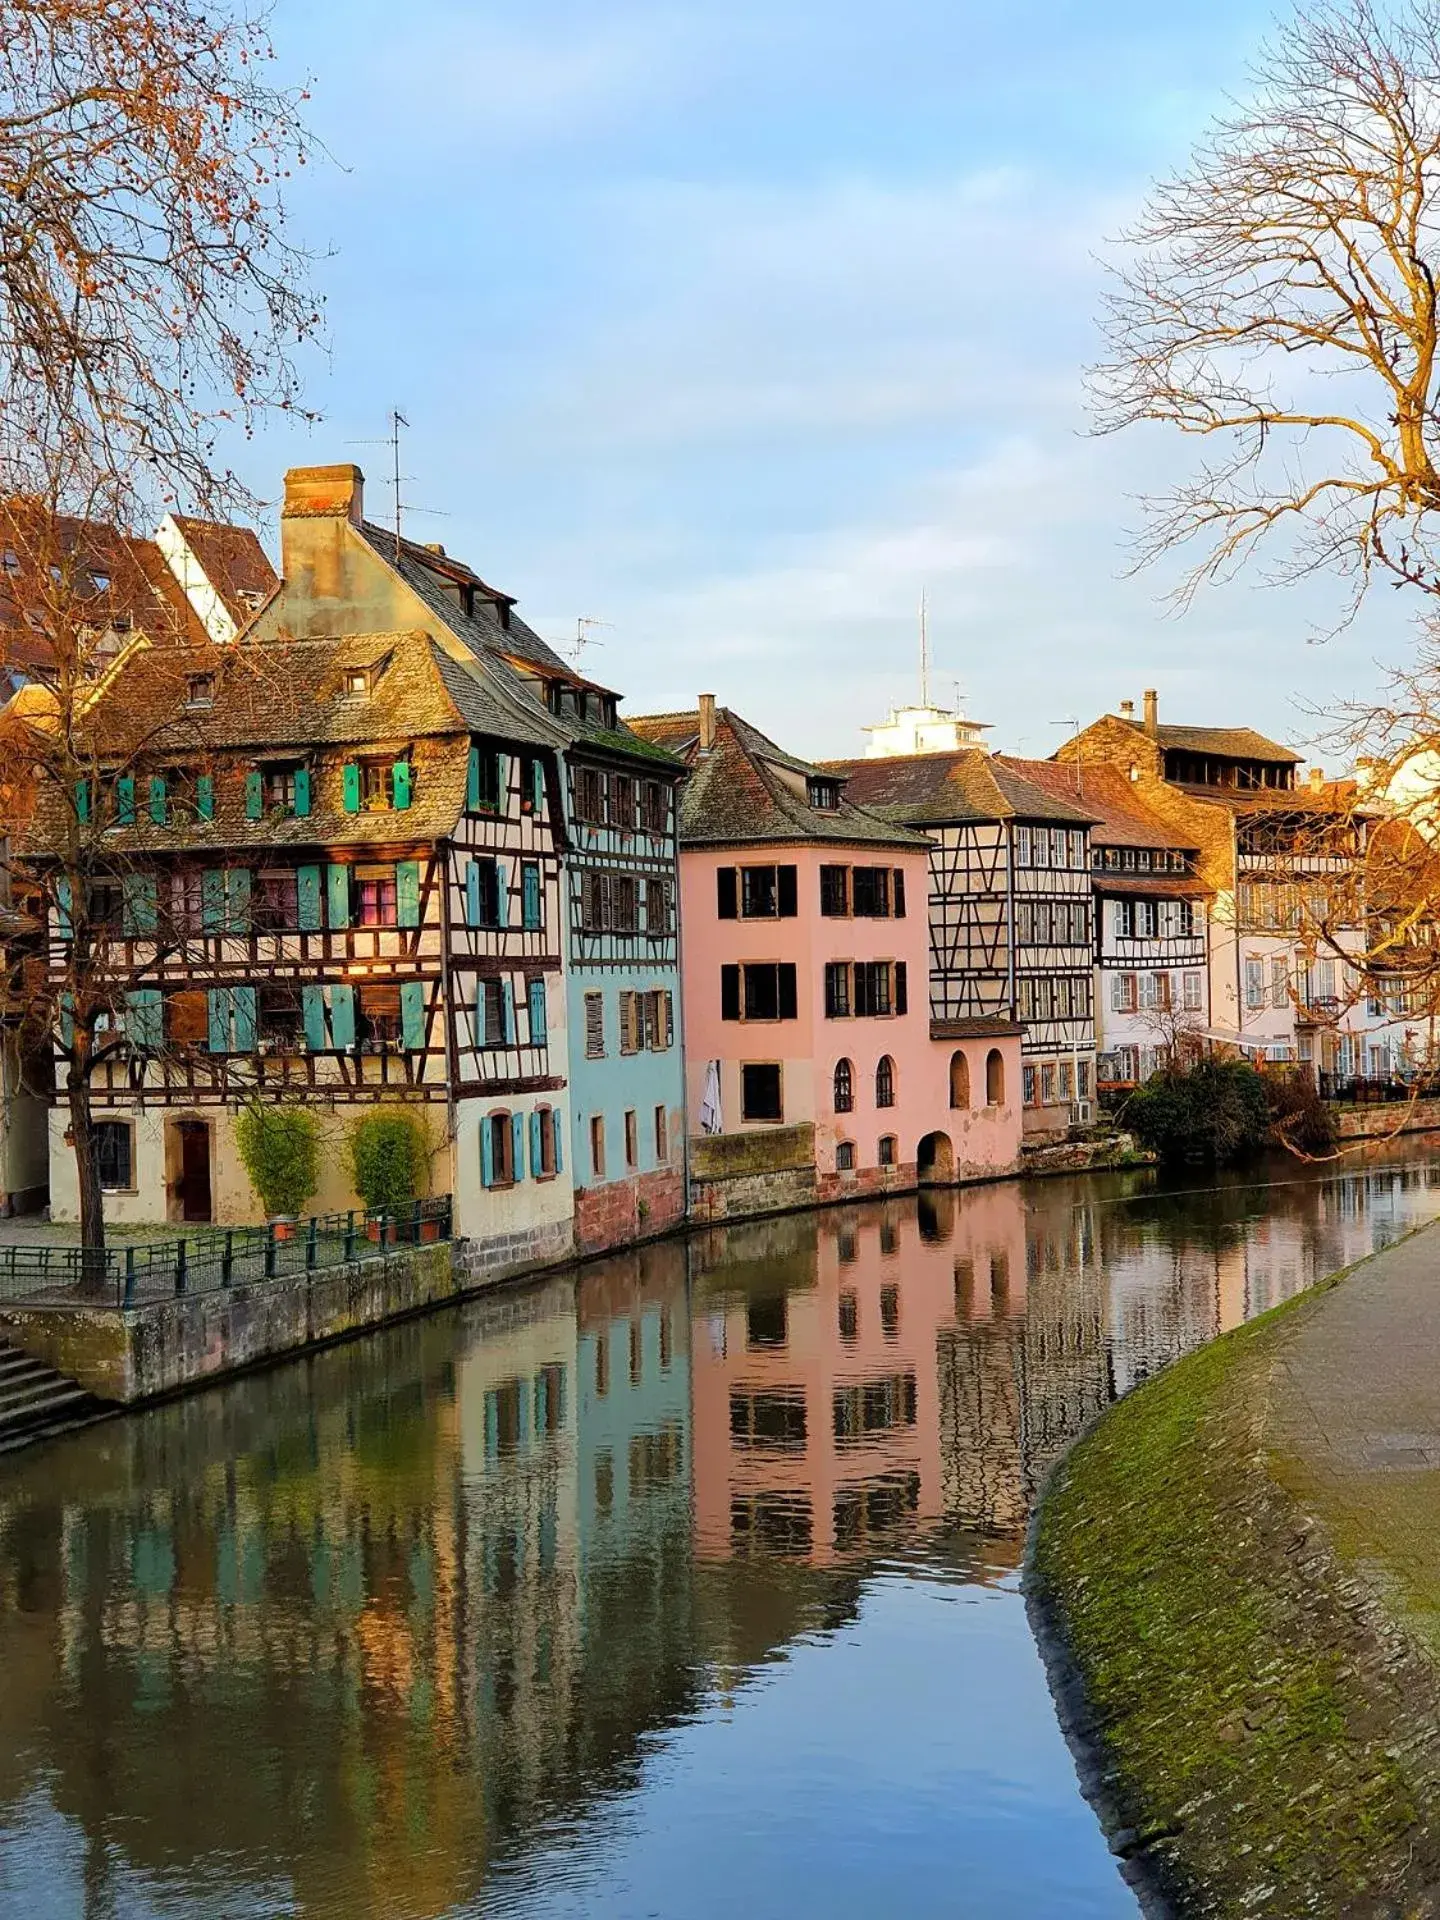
[985,1048,1005,1106]
[875,1055,896,1109]
[949,1050,970,1109]
[833,1058,854,1113]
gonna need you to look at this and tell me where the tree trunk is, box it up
[67,1073,108,1296]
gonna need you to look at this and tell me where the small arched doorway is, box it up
[916,1130,955,1186]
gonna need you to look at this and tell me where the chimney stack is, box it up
[1309,765,1325,791]
[698,693,716,753]
[1119,699,1135,721]
[1143,688,1158,736]
[282,463,365,526]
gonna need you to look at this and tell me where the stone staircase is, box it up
[0,1336,103,1452]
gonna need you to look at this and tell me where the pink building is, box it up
[629,701,1023,1218]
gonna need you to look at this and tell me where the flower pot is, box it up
[419,1218,440,1244]
[365,1216,398,1245]
[269,1216,296,1242]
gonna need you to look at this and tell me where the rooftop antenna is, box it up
[346,410,448,564]
[1051,718,1082,792]
[573,615,612,670]
[919,588,930,708]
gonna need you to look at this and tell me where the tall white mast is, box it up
[919,588,930,708]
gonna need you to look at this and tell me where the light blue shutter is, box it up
[480,1117,494,1188]
[392,761,412,809]
[59,995,74,1048]
[75,779,90,822]
[528,977,546,1042]
[342,763,361,814]
[396,860,421,928]
[400,981,426,1050]
[553,1106,563,1175]
[297,865,322,931]
[532,758,545,813]
[123,873,158,934]
[495,862,508,928]
[501,979,513,1044]
[302,985,328,1051]
[201,870,225,932]
[245,770,263,819]
[522,863,540,929]
[126,989,163,1048]
[207,988,229,1053]
[55,876,72,938]
[231,986,257,1053]
[529,1110,542,1178]
[496,756,510,811]
[512,1113,525,1181]
[224,867,251,932]
[466,745,480,812]
[328,984,356,1050]
[149,776,167,826]
[293,766,311,817]
[197,775,214,820]
[116,775,135,825]
[326,864,350,928]
[465,861,480,927]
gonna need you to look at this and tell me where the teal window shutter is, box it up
[75,779,90,823]
[529,1109,542,1178]
[207,988,230,1053]
[522,862,541,929]
[480,1116,494,1188]
[553,1106,563,1175]
[528,977,546,1041]
[149,776,167,826]
[496,755,510,810]
[302,985,328,1051]
[297,865,322,931]
[532,758,545,813]
[501,979,513,1044]
[466,745,480,812]
[126,989,162,1049]
[342,763,361,814]
[245,770,263,820]
[392,760,412,810]
[55,876,72,938]
[231,986,257,1053]
[59,994,74,1048]
[123,873,158,935]
[197,774,214,821]
[400,981,426,1050]
[294,766,311,817]
[495,862,508,928]
[329,984,356,1050]
[326,864,351,929]
[201,869,225,932]
[224,867,252,932]
[465,861,480,927]
[512,1112,525,1181]
[116,775,135,825]
[396,860,421,928]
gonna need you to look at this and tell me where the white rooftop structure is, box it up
[863,701,991,758]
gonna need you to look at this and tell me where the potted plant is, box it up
[236,1101,321,1239]
[349,1109,429,1242]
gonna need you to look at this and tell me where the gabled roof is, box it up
[165,516,278,630]
[995,756,1187,850]
[628,708,928,850]
[1092,712,1300,762]
[826,749,1098,828]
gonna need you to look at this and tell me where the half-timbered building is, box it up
[23,463,685,1273]
[829,751,1098,1139]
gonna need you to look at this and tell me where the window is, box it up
[487,1111,515,1186]
[618,990,644,1055]
[254,869,298,930]
[576,767,604,825]
[535,1107,558,1178]
[645,989,674,1050]
[343,668,372,695]
[722,963,798,1022]
[185,673,215,708]
[1137,900,1159,939]
[1015,825,1032,866]
[820,866,849,916]
[1059,1060,1073,1099]
[825,962,851,1018]
[262,765,298,814]
[949,1051,970,1108]
[612,874,638,932]
[1022,1064,1038,1105]
[590,1115,606,1177]
[833,1058,854,1112]
[1140,971,1170,1011]
[853,961,892,1018]
[808,777,840,809]
[655,1105,669,1163]
[624,1110,639,1169]
[95,1121,133,1190]
[645,878,672,935]
[171,870,204,934]
[356,866,398,928]
[878,1135,897,1168]
[986,1048,1005,1106]
[1078,1060,1091,1097]
[742,865,776,917]
[1071,831,1086,868]
[741,1063,783,1122]
[836,1141,856,1173]
[852,868,891,918]
[608,776,636,831]
[166,989,208,1047]
[1173,900,1195,936]
[1041,1064,1057,1103]
[642,782,668,835]
[470,749,503,813]
[468,858,500,928]
[1244,958,1265,1009]
[1183,971,1204,1011]
[584,991,604,1058]
[1112,972,1137,1013]
[875,1055,895,1108]
[357,982,402,1049]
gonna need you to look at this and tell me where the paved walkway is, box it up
[1273,1220,1440,1662]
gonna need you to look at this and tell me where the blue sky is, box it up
[239,0,1413,763]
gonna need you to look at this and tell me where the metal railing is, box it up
[1317,1073,1440,1106]
[0,1196,453,1310]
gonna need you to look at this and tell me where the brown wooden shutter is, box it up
[778,964,798,1019]
[721,965,740,1020]
[777,866,798,917]
[717,868,738,919]
[895,961,908,1015]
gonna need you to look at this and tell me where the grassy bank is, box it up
[1031,1287,1440,1917]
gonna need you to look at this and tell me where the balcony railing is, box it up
[1317,1074,1439,1106]
[0,1197,453,1310]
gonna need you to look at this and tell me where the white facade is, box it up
[863,703,990,759]
[1095,891,1209,1083]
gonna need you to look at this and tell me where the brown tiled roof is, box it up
[996,756,1188,850]
[826,749,1098,827]
[629,708,928,850]
[168,516,278,628]
[930,1017,1024,1040]
[1095,873,1212,899]
[1156,721,1299,760]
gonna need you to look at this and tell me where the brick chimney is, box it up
[1119,699,1135,721]
[1143,688,1158,736]
[1309,765,1325,791]
[698,693,716,752]
[282,464,364,526]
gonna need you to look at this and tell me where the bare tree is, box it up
[1091,0,1440,610]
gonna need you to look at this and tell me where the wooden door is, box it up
[177,1122,212,1223]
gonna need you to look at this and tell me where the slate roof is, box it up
[628,708,929,850]
[995,756,1185,850]
[826,749,1098,828]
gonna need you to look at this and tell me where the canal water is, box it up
[1,1147,1438,1919]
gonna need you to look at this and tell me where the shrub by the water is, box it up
[1263,1066,1338,1156]
[1126,1058,1272,1166]
[235,1102,321,1219]
[349,1109,429,1218]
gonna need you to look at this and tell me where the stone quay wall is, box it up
[1332,1098,1440,1141]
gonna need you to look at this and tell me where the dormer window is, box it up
[808,778,840,810]
[186,673,216,709]
[343,668,372,696]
